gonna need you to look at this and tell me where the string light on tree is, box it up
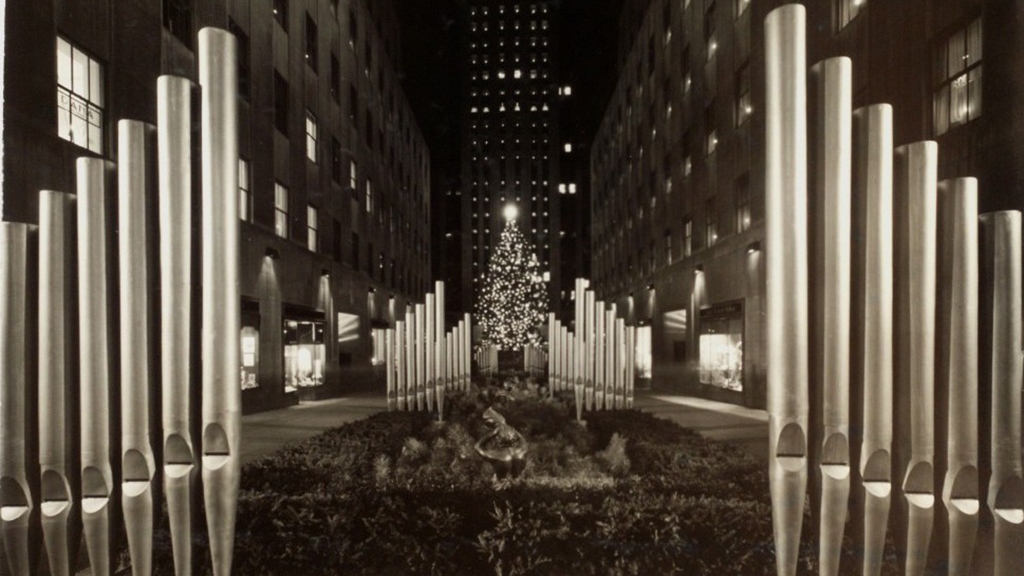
[477,204,548,350]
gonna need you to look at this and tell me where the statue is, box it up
[474,407,528,479]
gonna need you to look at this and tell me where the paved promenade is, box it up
[240,390,768,463]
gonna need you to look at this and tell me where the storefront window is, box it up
[635,325,652,379]
[240,326,259,390]
[371,328,387,366]
[699,301,744,391]
[284,319,326,392]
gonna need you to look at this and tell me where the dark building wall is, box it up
[590,0,1023,409]
[3,0,432,414]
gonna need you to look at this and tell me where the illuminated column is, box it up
[386,328,396,411]
[158,74,195,576]
[765,7,809,574]
[893,140,938,576]
[596,302,606,410]
[625,326,636,408]
[78,157,114,576]
[415,304,425,411]
[406,309,416,409]
[935,177,979,576]
[425,293,435,410]
[851,103,894,576]
[435,281,446,393]
[1,222,33,576]
[38,191,74,576]
[606,306,617,410]
[118,119,157,575]
[463,313,472,388]
[560,325,569,392]
[979,210,1024,576]
[199,28,241,576]
[551,319,561,391]
[615,318,626,409]
[808,56,852,576]
[585,291,596,410]
[446,333,454,394]
[396,321,407,411]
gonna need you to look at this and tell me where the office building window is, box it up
[274,182,289,238]
[238,159,252,222]
[366,179,373,213]
[331,53,341,102]
[705,106,718,156]
[933,18,982,136]
[735,174,751,232]
[838,0,865,31]
[704,1,718,60]
[305,110,318,162]
[331,138,342,183]
[349,159,358,191]
[305,13,318,70]
[274,72,289,134]
[665,230,673,265]
[705,199,718,247]
[273,0,288,30]
[307,205,319,252]
[56,37,104,154]
[683,218,693,257]
[735,61,751,126]
[163,0,193,49]
[228,20,251,100]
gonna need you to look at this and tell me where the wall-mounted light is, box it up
[265,247,280,260]
[747,241,762,255]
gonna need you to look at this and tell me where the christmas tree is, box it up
[477,206,548,350]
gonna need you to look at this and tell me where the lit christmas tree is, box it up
[477,205,549,350]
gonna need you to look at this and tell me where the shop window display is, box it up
[698,301,744,391]
[284,319,326,392]
[240,326,259,390]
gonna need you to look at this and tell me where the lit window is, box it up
[307,205,318,251]
[274,182,289,238]
[735,61,752,126]
[238,159,252,222]
[933,18,982,136]
[56,36,104,154]
[564,143,572,153]
[683,218,693,257]
[684,155,693,177]
[838,0,866,31]
[706,130,718,156]
[366,179,373,213]
[349,159,358,190]
[305,110,318,162]
[705,199,718,247]
[569,183,577,194]
[735,174,751,232]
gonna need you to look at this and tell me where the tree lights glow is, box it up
[477,215,547,350]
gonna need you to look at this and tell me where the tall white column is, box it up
[463,313,472,388]
[585,290,596,410]
[396,321,407,411]
[852,103,894,576]
[118,119,157,575]
[596,302,606,410]
[38,190,74,576]
[78,157,114,576]
[386,328,396,411]
[435,281,446,394]
[979,210,1024,576]
[415,304,425,410]
[606,306,617,410]
[765,7,809,575]
[425,293,436,410]
[158,73,195,576]
[615,318,626,409]
[406,308,416,409]
[199,28,241,576]
[893,140,938,576]
[1,222,33,576]
[626,325,636,409]
[809,56,852,576]
[935,177,980,576]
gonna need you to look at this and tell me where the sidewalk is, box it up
[634,393,769,461]
[241,394,386,464]
[238,391,769,464]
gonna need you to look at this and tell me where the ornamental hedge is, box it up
[131,383,899,575]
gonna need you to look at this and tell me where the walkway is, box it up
[634,393,769,461]
[239,391,768,464]
[241,394,386,464]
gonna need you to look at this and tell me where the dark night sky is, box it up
[395,0,625,183]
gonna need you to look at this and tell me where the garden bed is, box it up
[142,376,898,575]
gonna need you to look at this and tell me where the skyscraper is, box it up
[460,1,567,318]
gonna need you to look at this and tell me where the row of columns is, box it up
[547,279,637,420]
[384,281,471,418]
[766,5,1023,576]
[0,28,239,576]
